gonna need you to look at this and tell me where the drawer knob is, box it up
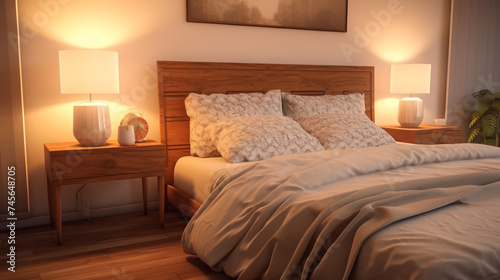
[105,159,117,168]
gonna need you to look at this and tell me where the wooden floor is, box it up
[0,209,233,280]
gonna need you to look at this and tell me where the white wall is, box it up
[16,0,451,225]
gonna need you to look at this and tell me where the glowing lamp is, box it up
[390,64,431,128]
[59,50,119,146]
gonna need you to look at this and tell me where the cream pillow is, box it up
[185,90,282,157]
[282,92,365,119]
[296,114,395,150]
[209,115,324,163]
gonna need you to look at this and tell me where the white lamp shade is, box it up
[59,50,119,94]
[73,103,111,146]
[390,64,431,94]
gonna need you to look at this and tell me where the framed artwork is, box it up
[186,0,348,32]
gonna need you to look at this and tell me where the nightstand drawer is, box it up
[380,124,463,144]
[49,149,164,181]
[417,129,462,144]
[45,141,166,184]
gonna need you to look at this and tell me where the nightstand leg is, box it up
[53,184,62,246]
[158,176,165,229]
[46,177,55,227]
[142,177,148,216]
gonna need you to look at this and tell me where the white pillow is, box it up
[282,92,365,119]
[296,114,395,150]
[185,90,282,157]
[209,115,324,163]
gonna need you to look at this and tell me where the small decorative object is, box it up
[468,89,500,147]
[120,110,149,142]
[59,50,120,146]
[390,64,431,128]
[117,125,136,146]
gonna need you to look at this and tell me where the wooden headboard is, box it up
[157,61,375,184]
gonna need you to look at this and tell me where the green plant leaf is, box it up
[469,104,491,128]
[492,100,500,111]
[485,138,497,146]
[468,89,500,146]
[468,126,482,143]
[474,103,491,111]
[492,92,500,100]
[482,114,498,137]
[473,89,492,100]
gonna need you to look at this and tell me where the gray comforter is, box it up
[182,143,500,279]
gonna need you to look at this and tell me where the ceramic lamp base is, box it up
[73,103,111,146]
[398,97,423,128]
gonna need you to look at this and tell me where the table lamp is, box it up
[390,64,431,128]
[59,50,119,146]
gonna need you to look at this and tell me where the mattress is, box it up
[174,156,251,203]
[174,144,500,203]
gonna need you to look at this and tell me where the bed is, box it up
[157,61,500,279]
[157,61,375,214]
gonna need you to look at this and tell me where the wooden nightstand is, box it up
[380,124,463,144]
[44,140,166,245]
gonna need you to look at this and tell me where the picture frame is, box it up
[186,0,348,32]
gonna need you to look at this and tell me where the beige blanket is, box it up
[181,143,500,279]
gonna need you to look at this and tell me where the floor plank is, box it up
[0,209,232,280]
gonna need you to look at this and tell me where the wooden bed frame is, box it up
[157,61,375,217]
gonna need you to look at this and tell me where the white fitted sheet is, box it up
[173,143,500,203]
[174,156,251,203]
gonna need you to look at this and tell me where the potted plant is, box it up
[468,89,500,146]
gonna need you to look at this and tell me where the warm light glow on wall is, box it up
[371,36,429,63]
[23,1,163,48]
[370,38,423,63]
[366,15,435,63]
[52,13,137,48]
[375,97,401,124]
